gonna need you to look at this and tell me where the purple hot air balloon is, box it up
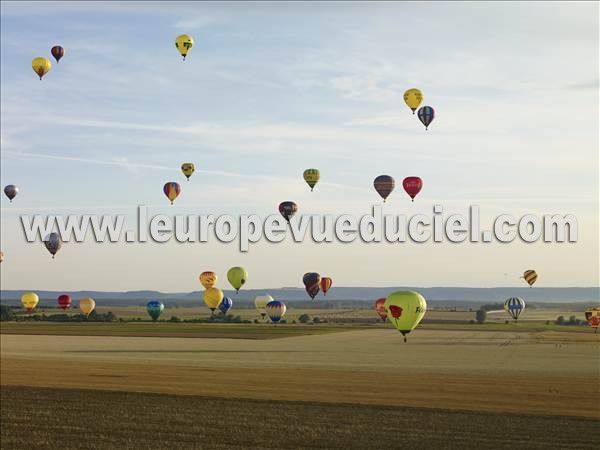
[51,46,64,63]
[373,175,395,203]
[278,201,298,223]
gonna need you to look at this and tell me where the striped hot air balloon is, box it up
[504,297,525,321]
[417,106,435,130]
[265,300,286,324]
[522,270,538,287]
[163,182,181,205]
[373,175,395,203]
[584,307,599,332]
[303,272,321,300]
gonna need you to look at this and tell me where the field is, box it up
[1,318,599,448]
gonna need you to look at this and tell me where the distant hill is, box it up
[1,287,598,308]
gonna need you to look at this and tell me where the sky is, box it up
[0,1,598,291]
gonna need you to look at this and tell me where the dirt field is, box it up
[2,328,598,419]
[2,386,598,450]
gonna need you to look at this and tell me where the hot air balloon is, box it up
[303,272,321,300]
[204,287,224,313]
[79,298,96,317]
[147,300,164,321]
[218,297,233,315]
[303,169,320,192]
[51,46,64,63]
[403,88,423,114]
[175,34,194,60]
[417,106,435,130]
[21,292,39,312]
[374,175,395,202]
[320,277,332,296]
[44,232,62,259]
[522,270,538,288]
[374,298,387,322]
[199,271,218,289]
[181,163,195,181]
[163,182,181,205]
[278,201,298,223]
[0,251,4,263]
[584,307,599,332]
[32,57,51,80]
[403,177,423,202]
[4,185,18,202]
[384,291,427,342]
[265,300,286,324]
[227,266,248,293]
[57,294,71,310]
[255,295,273,319]
[504,297,525,321]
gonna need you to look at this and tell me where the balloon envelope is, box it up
[403,177,423,201]
[584,307,599,330]
[147,301,165,321]
[181,163,195,180]
[227,266,248,293]
[44,232,62,258]
[32,57,51,80]
[522,270,538,287]
[374,298,387,321]
[21,292,39,312]
[175,34,194,59]
[320,277,332,295]
[417,106,435,130]
[384,291,427,341]
[303,272,321,299]
[374,175,395,202]
[163,182,181,204]
[79,298,96,316]
[255,295,273,318]
[204,287,224,311]
[403,88,423,113]
[218,297,233,315]
[199,271,218,289]
[51,46,64,63]
[303,169,320,191]
[4,185,18,202]
[278,201,298,223]
[57,294,71,310]
[266,300,286,323]
[504,297,525,320]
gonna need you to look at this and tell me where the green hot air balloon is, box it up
[227,266,248,293]
[384,291,427,342]
[147,301,164,321]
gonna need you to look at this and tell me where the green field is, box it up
[2,386,598,450]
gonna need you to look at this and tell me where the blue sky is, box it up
[1,2,598,291]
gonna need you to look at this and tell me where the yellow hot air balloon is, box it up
[254,295,273,319]
[199,271,218,289]
[227,266,248,293]
[204,287,224,312]
[384,291,427,342]
[403,88,423,114]
[32,57,52,80]
[21,292,39,312]
[79,298,96,317]
[175,34,194,60]
[303,169,320,192]
[181,163,195,181]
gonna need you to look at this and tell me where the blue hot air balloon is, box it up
[147,300,165,321]
[417,106,435,130]
[218,297,233,315]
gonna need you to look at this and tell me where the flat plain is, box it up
[1,322,599,448]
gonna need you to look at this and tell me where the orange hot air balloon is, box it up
[374,298,387,322]
[320,277,332,295]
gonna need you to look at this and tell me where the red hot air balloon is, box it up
[57,294,72,310]
[279,201,298,223]
[51,46,65,63]
[163,182,181,205]
[373,175,395,203]
[320,277,332,295]
[403,177,423,202]
[374,298,387,322]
